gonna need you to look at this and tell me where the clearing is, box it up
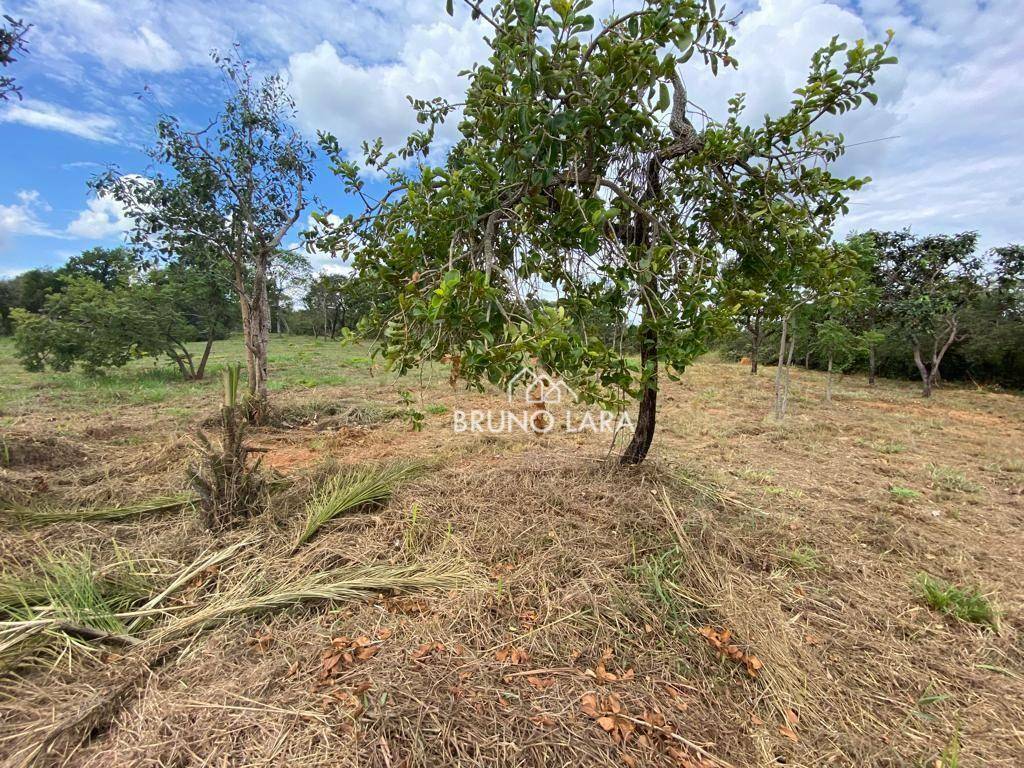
[1,336,1022,767]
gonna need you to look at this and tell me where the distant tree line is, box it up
[715,231,1024,392]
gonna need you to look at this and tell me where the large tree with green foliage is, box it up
[871,230,982,397]
[11,277,202,378]
[316,0,895,463]
[97,53,314,421]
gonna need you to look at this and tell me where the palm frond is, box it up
[294,461,424,550]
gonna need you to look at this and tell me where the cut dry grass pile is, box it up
[149,559,478,643]
[294,461,424,550]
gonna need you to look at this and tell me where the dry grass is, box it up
[0,347,1022,767]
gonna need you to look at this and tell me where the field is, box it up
[1,335,1023,767]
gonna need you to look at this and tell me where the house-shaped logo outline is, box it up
[507,366,577,406]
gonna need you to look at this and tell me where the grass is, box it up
[781,544,821,570]
[0,552,152,673]
[928,465,982,494]
[0,335,395,422]
[294,461,425,550]
[916,573,998,629]
[889,485,921,501]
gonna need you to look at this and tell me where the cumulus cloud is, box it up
[66,194,130,239]
[0,99,118,142]
[4,0,1021,255]
[286,16,488,159]
[0,190,63,249]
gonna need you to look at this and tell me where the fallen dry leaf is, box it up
[526,675,556,690]
[778,725,799,743]
[495,646,529,665]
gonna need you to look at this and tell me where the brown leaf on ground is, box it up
[530,713,557,728]
[698,626,763,677]
[411,641,446,661]
[526,675,555,689]
[495,646,529,665]
[778,725,799,743]
[580,692,601,718]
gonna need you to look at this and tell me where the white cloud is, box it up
[0,99,118,142]
[286,15,488,159]
[66,194,130,239]
[0,190,63,248]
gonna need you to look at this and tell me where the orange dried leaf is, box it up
[526,675,555,690]
[581,693,601,718]
[597,715,618,732]
[778,725,799,743]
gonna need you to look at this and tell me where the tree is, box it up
[812,317,860,403]
[1,15,29,101]
[304,273,382,339]
[316,0,895,464]
[17,269,63,313]
[97,52,314,421]
[872,230,982,397]
[59,247,139,289]
[11,277,198,377]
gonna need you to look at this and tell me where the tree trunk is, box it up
[750,315,761,375]
[240,256,272,423]
[195,332,215,381]
[868,344,876,386]
[826,355,833,403]
[773,313,790,420]
[787,327,796,367]
[620,323,657,465]
[804,352,810,368]
[913,343,933,398]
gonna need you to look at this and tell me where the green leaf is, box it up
[657,82,671,112]
[446,0,454,16]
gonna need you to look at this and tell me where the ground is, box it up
[1,335,1022,767]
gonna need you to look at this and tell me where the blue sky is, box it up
[1,0,1022,278]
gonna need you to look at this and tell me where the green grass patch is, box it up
[916,573,998,629]
[781,544,821,571]
[928,465,981,494]
[889,486,921,501]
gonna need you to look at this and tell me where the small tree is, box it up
[11,277,197,376]
[1,15,29,101]
[872,230,982,397]
[812,318,860,402]
[98,53,314,421]
[317,0,895,464]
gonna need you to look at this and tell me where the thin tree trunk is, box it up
[620,322,657,465]
[195,332,215,381]
[826,355,833,403]
[868,344,876,386]
[750,315,761,375]
[913,343,933,398]
[787,327,796,367]
[773,313,790,420]
[804,352,810,368]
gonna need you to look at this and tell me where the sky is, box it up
[0,0,1022,279]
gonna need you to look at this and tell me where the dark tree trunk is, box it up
[868,344,876,386]
[620,323,657,465]
[750,314,761,375]
[195,333,215,381]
